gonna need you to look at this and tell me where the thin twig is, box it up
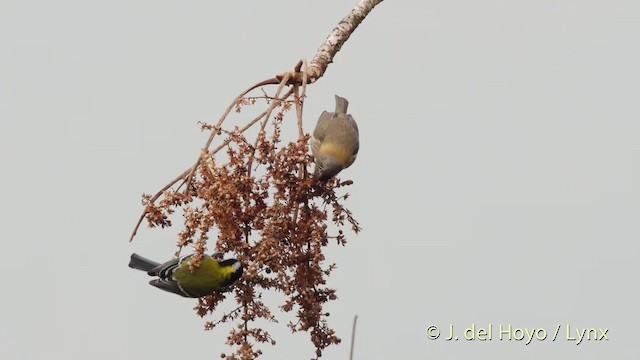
[246,72,292,178]
[128,167,193,242]
[296,59,309,140]
[350,315,358,360]
[244,95,298,102]
[209,302,250,328]
[291,60,310,226]
[183,76,292,194]
[207,110,269,159]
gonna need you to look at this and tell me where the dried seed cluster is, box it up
[139,98,360,359]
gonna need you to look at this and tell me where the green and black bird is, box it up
[128,253,243,298]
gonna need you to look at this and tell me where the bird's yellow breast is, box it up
[318,142,351,166]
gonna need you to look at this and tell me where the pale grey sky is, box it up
[1,1,639,359]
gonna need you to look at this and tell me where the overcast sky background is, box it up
[2,1,639,359]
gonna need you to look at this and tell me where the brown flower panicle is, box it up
[135,93,360,360]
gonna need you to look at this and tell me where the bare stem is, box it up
[349,315,358,360]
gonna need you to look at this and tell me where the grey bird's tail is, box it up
[334,95,349,114]
[129,253,161,272]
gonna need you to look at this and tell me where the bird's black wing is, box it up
[147,254,192,279]
[148,279,190,297]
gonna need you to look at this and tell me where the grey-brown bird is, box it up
[310,95,360,181]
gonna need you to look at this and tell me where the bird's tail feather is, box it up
[334,95,349,114]
[129,253,161,272]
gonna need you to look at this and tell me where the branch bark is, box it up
[307,0,385,82]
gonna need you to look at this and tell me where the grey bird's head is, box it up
[313,153,343,181]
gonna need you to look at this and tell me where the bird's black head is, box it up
[220,258,243,288]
